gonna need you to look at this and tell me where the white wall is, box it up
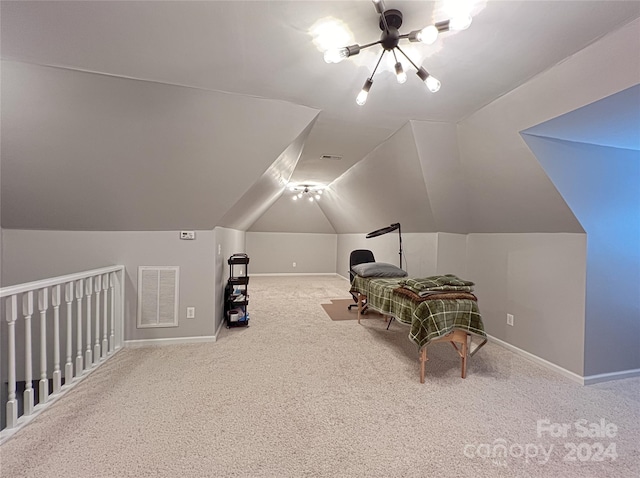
[338,230,588,375]
[435,233,468,278]
[337,232,438,280]
[455,18,640,377]
[522,138,640,375]
[246,232,337,274]
[467,233,587,375]
[1,230,217,341]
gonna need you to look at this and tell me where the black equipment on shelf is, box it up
[224,253,250,328]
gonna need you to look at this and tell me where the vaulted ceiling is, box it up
[2,1,639,233]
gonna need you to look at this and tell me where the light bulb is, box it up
[315,194,321,200]
[418,25,439,44]
[450,15,472,31]
[297,193,303,198]
[292,195,298,201]
[372,0,386,14]
[394,62,407,84]
[324,47,349,64]
[425,75,441,92]
[289,185,295,191]
[318,190,323,195]
[356,90,369,106]
[356,78,373,106]
[308,196,314,202]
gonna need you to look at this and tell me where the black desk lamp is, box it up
[366,222,403,270]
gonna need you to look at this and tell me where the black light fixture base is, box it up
[379,9,403,30]
[331,1,470,105]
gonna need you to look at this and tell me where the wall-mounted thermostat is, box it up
[180,231,196,240]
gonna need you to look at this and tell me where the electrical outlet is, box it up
[292,262,297,268]
[180,231,196,240]
[507,313,514,326]
[186,307,195,319]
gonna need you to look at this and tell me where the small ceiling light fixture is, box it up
[323,0,472,105]
[289,184,325,202]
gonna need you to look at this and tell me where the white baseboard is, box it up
[125,335,217,348]
[250,273,340,277]
[487,334,584,385]
[583,368,640,385]
[487,335,640,385]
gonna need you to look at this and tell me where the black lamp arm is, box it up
[397,223,403,270]
[359,40,382,51]
[395,45,420,71]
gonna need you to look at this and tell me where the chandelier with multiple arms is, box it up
[323,0,472,105]
[289,184,325,202]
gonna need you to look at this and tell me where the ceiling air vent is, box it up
[320,154,342,161]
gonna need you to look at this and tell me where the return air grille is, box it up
[320,154,343,160]
[137,266,179,328]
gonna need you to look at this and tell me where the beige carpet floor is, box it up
[0,275,638,477]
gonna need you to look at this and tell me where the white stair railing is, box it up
[1,266,125,443]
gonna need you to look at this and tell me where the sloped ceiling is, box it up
[411,121,470,233]
[319,122,434,234]
[2,1,640,233]
[219,117,319,231]
[1,61,318,230]
[522,85,640,152]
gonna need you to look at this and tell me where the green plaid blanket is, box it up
[351,276,486,350]
[399,274,475,294]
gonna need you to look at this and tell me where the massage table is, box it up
[350,275,487,383]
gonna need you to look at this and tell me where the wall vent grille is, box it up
[320,154,343,160]
[137,266,179,328]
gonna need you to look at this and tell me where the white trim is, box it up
[583,368,640,385]
[487,334,585,384]
[125,336,217,348]
[0,265,124,297]
[488,334,640,385]
[250,273,340,277]
[0,347,123,445]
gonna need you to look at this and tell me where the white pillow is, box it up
[351,262,407,278]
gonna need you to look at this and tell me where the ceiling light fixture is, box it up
[289,184,324,202]
[323,0,472,105]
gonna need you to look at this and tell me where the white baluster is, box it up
[93,276,101,363]
[85,277,93,367]
[109,272,115,353]
[75,279,84,376]
[5,295,18,428]
[52,285,62,394]
[23,291,35,416]
[64,282,74,383]
[101,273,109,359]
[37,288,49,404]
